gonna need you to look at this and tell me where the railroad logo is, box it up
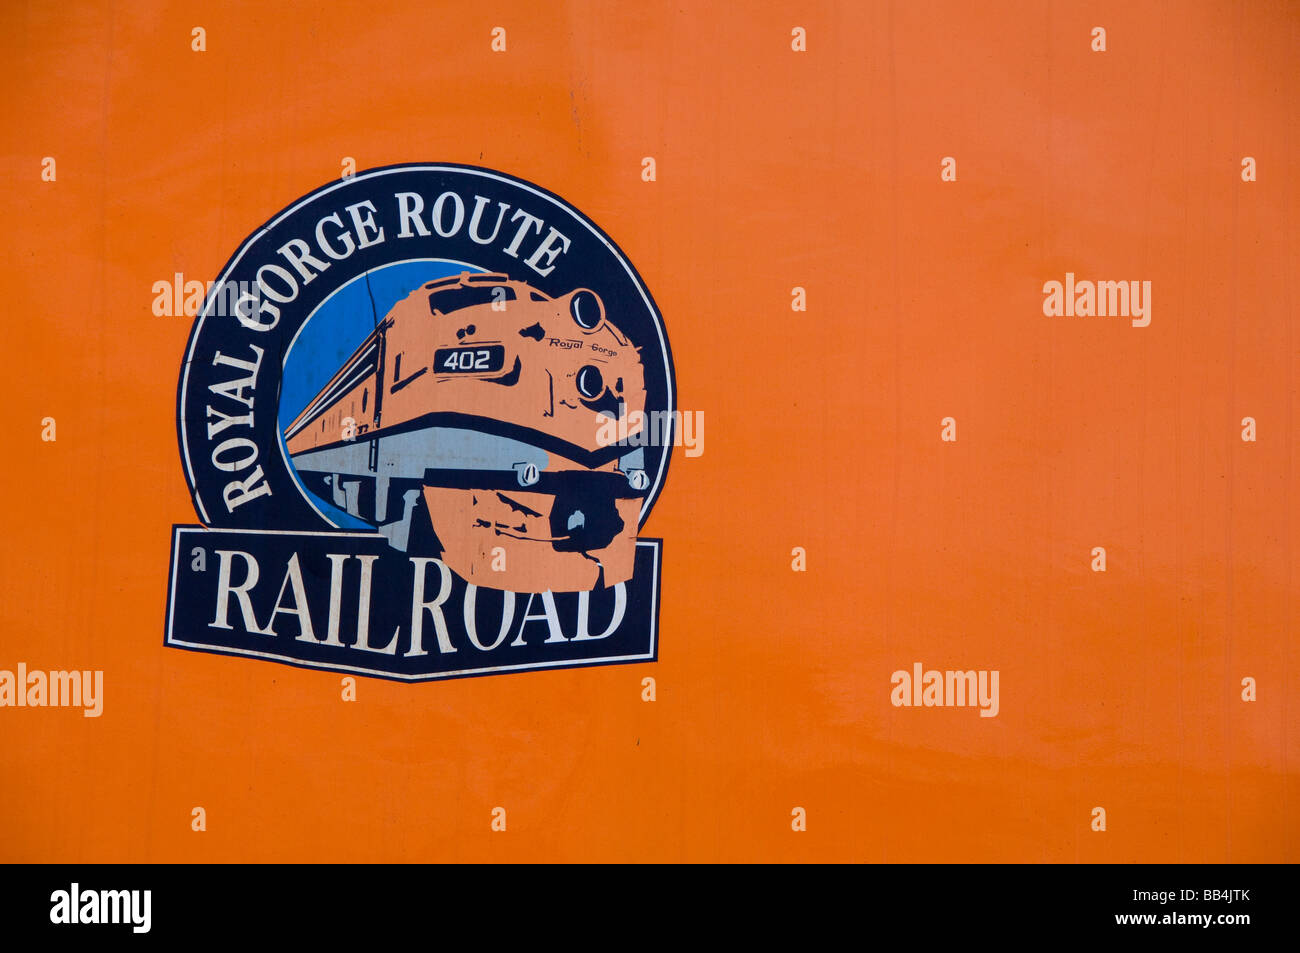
[167,164,672,681]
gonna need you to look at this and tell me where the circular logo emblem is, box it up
[178,164,673,593]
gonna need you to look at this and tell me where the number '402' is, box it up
[444,349,491,371]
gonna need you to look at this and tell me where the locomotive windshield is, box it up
[427,284,516,315]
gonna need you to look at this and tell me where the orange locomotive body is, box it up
[283,272,648,593]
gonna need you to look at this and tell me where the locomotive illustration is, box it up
[283,272,649,593]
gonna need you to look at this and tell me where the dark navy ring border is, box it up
[173,161,677,530]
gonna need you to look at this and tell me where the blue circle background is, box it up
[278,259,484,528]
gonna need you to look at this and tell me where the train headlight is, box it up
[576,364,604,399]
[570,289,604,330]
